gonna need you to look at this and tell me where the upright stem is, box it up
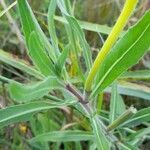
[85,0,138,91]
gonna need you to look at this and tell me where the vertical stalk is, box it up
[85,0,138,91]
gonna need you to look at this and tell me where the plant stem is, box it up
[66,84,88,104]
[85,0,138,91]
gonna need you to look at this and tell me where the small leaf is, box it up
[9,76,61,102]
[30,130,94,143]
[92,10,150,96]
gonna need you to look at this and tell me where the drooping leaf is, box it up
[8,76,61,102]
[92,10,150,96]
[29,130,94,143]
[0,100,75,128]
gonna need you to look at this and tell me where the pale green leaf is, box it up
[122,107,150,127]
[29,31,55,76]
[0,100,75,128]
[0,49,44,79]
[30,130,94,143]
[91,116,110,150]
[8,76,61,102]
[17,0,56,61]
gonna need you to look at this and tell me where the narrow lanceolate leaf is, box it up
[29,32,55,76]
[127,127,150,143]
[109,84,126,124]
[30,130,94,143]
[120,70,150,80]
[8,76,61,102]
[57,0,92,71]
[0,101,75,128]
[122,107,150,127]
[109,83,117,124]
[65,16,92,71]
[91,116,110,150]
[55,46,69,75]
[17,0,56,61]
[0,49,44,80]
[92,11,150,97]
[48,0,59,56]
[117,81,150,100]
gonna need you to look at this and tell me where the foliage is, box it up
[0,0,150,149]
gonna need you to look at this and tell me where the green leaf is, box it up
[54,16,125,36]
[30,130,94,143]
[48,0,59,56]
[122,107,150,127]
[117,81,150,100]
[0,49,44,80]
[109,84,126,124]
[8,76,61,102]
[92,10,150,96]
[120,70,150,79]
[66,16,92,71]
[55,45,69,75]
[0,100,75,128]
[127,127,150,144]
[29,31,55,76]
[91,116,110,150]
[17,0,56,61]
